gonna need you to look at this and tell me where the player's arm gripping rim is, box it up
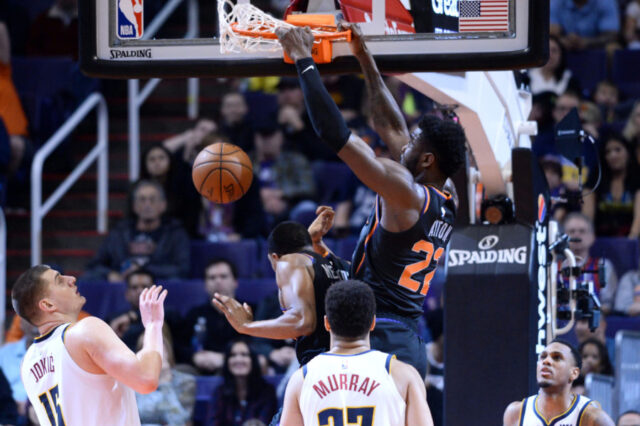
[66,285,167,394]
[339,21,410,161]
[274,27,423,212]
[213,254,317,339]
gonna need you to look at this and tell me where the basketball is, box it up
[192,142,253,204]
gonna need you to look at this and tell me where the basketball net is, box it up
[217,0,350,63]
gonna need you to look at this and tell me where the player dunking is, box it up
[503,339,614,426]
[281,280,433,426]
[275,24,467,378]
[13,265,167,425]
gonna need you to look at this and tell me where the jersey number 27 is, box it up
[319,406,374,426]
[398,240,444,295]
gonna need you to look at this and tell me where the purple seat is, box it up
[237,278,278,305]
[566,49,607,98]
[190,240,258,278]
[312,161,355,205]
[590,237,639,277]
[612,49,640,99]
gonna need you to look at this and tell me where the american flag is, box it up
[458,0,509,32]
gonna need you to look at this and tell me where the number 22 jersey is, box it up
[21,323,140,426]
[352,185,455,322]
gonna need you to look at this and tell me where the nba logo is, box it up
[117,0,143,39]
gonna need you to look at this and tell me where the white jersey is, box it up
[299,349,405,426]
[519,394,595,426]
[21,323,140,426]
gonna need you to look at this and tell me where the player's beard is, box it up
[538,381,551,388]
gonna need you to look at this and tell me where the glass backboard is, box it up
[80,0,548,78]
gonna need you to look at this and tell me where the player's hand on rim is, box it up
[275,26,315,62]
[212,292,254,333]
[138,285,168,328]
[337,21,366,57]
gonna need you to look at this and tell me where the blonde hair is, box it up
[623,101,640,142]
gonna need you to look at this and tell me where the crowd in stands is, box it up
[2,0,640,424]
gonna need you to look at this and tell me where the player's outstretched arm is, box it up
[213,254,316,339]
[281,368,305,426]
[581,404,615,426]
[390,358,434,426]
[339,21,410,161]
[275,27,421,210]
[503,401,523,426]
[66,285,167,394]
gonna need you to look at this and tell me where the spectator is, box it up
[0,369,17,425]
[550,0,620,51]
[541,154,578,222]
[219,91,254,151]
[0,318,37,421]
[527,36,581,96]
[0,22,28,177]
[178,258,241,373]
[84,179,190,282]
[136,328,196,426]
[250,120,316,228]
[27,0,78,58]
[561,213,619,314]
[163,118,217,165]
[106,268,153,350]
[623,101,640,150]
[579,337,613,377]
[532,91,581,158]
[276,77,336,161]
[613,263,640,316]
[141,143,201,237]
[593,81,620,124]
[624,0,640,48]
[583,135,640,238]
[618,411,640,426]
[206,338,278,426]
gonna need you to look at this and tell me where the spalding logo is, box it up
[478,235,499,250]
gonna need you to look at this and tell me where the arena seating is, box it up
[612,49,640,99]
[590,237,640,277]
[566,49,608,98]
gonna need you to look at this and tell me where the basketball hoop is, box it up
[217,0,351,63]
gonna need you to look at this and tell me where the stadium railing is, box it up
[127,0,199,181]
[31,93,109,265]
[614,330,640,419]
[585,373,614,417]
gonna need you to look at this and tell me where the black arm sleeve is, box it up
[295,57,351,153]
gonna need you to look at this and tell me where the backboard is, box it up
[80,0,548,78]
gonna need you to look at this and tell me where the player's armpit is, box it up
[390,358,433,426]
[338,135,423,210]
[281,368,305,426]
[66,317,161,394]
[503,401,524,426]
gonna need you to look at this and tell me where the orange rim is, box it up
[230,22,350,40]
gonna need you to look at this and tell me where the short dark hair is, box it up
[551,338,582,370]
[325,280,376,339]
[205,258,238,280]
[11,265,52,324]
[417,114,467,178]
[617,411,640,425]
[126,268,155,287]
[267,221,312,256]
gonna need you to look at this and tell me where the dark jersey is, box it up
[351,185,456,323]
[294,250,350,365]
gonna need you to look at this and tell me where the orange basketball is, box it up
[192,143,253,204]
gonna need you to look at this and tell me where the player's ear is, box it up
[570,366,580,383]
[38,297,55,314]
[324,315,331,332]
[370,315,376,331]
[421,152,435,169]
